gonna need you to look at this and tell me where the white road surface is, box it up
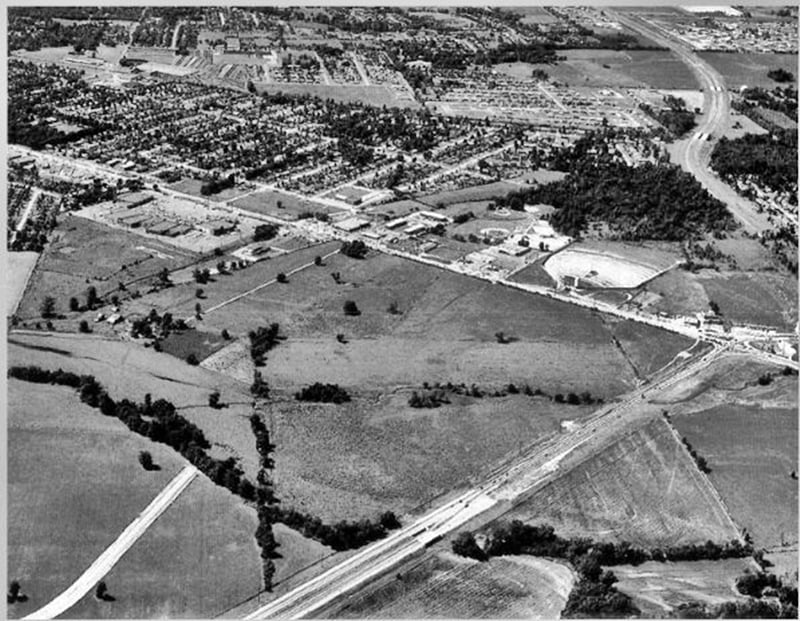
[24,465,199,620]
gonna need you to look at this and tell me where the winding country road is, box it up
[24,466,199,620]
[609,10,770,233]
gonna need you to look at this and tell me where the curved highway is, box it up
[610,10,770,233]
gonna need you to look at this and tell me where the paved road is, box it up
[610,11,770,233]
[24,466,199,620]
[244,344,731,620]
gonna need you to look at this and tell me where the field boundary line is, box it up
[23,465,199,620]
[659,416,744,543]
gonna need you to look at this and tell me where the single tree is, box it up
[95,581,108,601]
[79,320,91,333]
[186,353,199,366]
[221,329,231,340]
[138,451,154,470]
[387,301,400,314]
[86,286,99,309]
[158,268,170,284]
[276,272,288,283]
[314,255,323,266]
[8,580,21,604]
[343,300,360,316]
[69,297,80,312]
[40,296,56,318]
[196,288,204,298]
[209,391,221,408]
[452,532,487,561]
[195,302,202,318]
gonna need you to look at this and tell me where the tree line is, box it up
[8,365,263,502]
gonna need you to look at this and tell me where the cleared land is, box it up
[326,551,574,619]
[415,181,521,207]
[543,247,668,289]
[520,50,698,89]
[695,271,798,329]
[7,251,39,315]
[613,559,753,617]
[671,388,798,549]
[497,418,740,548]
[7,378,189,619]
[232,190,346,220]
[698,52,800,89]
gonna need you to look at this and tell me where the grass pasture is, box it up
[499,418,740,548]
[15,215,194,321]
[696,271,798,329]
[328,551,574,619]
[671,400,798,549]
[255,82,419,109]
[63,475,263,619]
[7,333,261,475]
[613,559,753,617]
[698,52,800,89]
[159,328,230,364]
[415,181,520,208]
[7,378,188,619]
[231,189,344,220]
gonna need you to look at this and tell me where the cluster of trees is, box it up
[253,223,280,242]
[295,382,351,404]
[497,159,736,241]
[736,571,797,608]
[193,267,212,284]
[639,95,697,139]
[130,309,188,340]
[767,68,794,83]
[681,436,711,473]
[340,240,368,259]
[8,365,263,503]
[408,389,451,408]
[760,223,797,274]
[249,323,281,366]
[250,370,271,399]
[562,555,638,618]
[711,129,798,195]
[200,174,235,196]
[266,506,400,551]
[8,14,129,52]
[452,211,475,225]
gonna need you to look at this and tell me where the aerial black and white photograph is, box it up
[4,3,799,619]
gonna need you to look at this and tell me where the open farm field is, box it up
[608,318,695,378]
[497,418,740,548]
[415,181,521,207]
[7,378,189,619]
[526,50,697,89]
[641,268,710,317]
[508,261,556,288]
[328,551,573,619]
[129,249,690,396]
[231,190,345,220]
[266,394,598,522]
[255,82,418,109]
[15,215,195,321]
[159,328,230,364]
[696,271,798,329]
[7,333,261,475]
[8,251,39,315]
[63,474,263,619]
[671,399,798,548]
[698,52,800,89]
[613,559,752,617]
